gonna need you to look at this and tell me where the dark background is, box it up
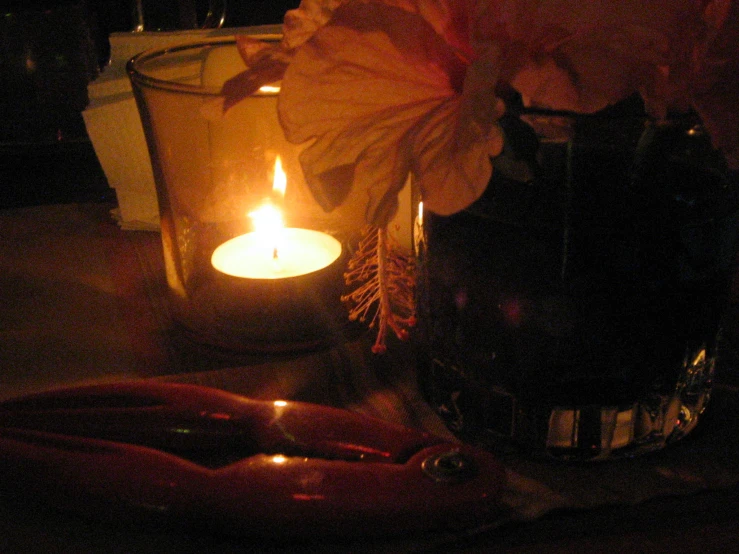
[0,0,300,209]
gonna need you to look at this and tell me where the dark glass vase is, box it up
[416,109,739,460]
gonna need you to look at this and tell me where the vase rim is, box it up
[126,34,282,96]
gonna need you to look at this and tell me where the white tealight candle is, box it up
[205,156,346,351]
[211,228,342,279]
[211,156,342,279]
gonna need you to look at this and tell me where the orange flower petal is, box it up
[281,0,344,49]
[279,1,501,224]
[483,0,706,114]
[221,36,291,113]
[693,0,739,168]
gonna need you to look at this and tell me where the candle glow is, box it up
[248,155,287,261]
[271,155,287,198]
[211,228,342,279]
[211,157,342,280]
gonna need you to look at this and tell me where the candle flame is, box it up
[273,155,286,198]
[249,202,283,233]
[248,202,284,265]
[247,156,289,264]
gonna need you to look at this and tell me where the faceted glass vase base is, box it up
[421,344,714,461]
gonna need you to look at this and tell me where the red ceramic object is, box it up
[0,381,505,538]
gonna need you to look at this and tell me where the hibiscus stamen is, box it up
[342,225,416,354]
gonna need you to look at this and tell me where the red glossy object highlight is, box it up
[0,381,505,538]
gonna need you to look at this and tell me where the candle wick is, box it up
[273,247,279,260]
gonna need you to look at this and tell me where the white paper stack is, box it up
[83,25,282,230]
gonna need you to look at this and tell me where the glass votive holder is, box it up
[128,36,365,352]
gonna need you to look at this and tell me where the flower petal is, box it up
[221,37,290,113]
[412,97,503,215]
[279,1,499,224]
[693,0,739,168]
[412,48,506,215]
[282,0,345,49]
[482,0,706,114]
[298,99,450,223]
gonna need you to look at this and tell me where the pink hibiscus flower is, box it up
[277,0,505,225]
[223,0,737,225]
[220,0,738,353]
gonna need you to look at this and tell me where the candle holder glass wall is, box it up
[128,37,364,352]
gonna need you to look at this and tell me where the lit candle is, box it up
[211,228,342,279]
[211,156,342,279]
[206,157,346,351]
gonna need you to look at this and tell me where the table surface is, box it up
[1,202,738,553]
